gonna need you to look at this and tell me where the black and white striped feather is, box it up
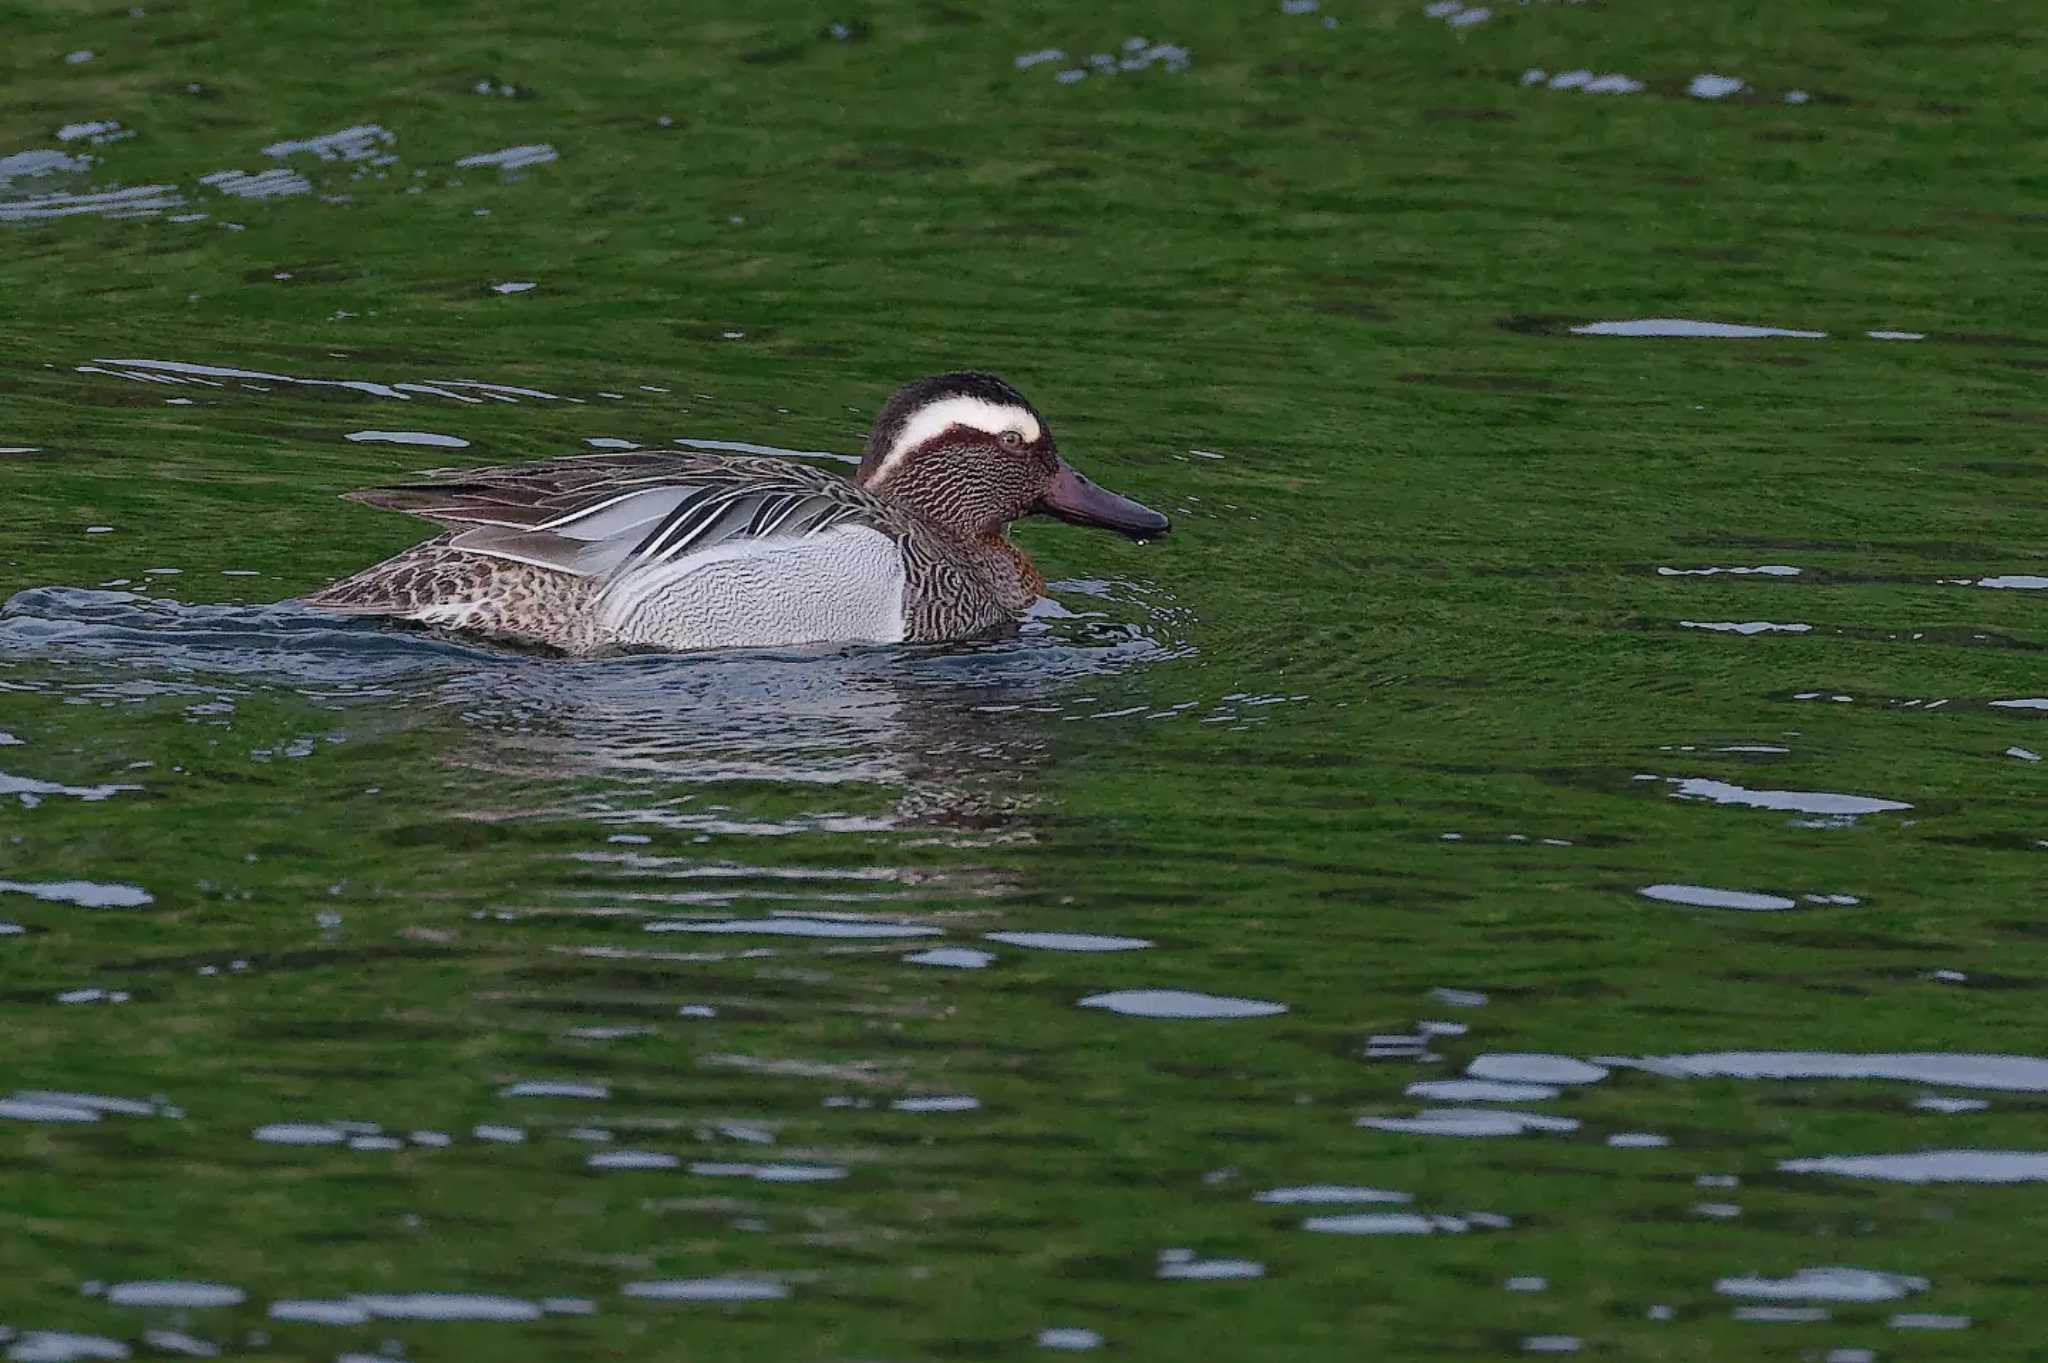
[344,453,886,581]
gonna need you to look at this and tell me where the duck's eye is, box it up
[999,430,1026,451]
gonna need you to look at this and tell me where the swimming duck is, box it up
[304,371,1169,652]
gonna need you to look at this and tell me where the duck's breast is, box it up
[595,524,907,650]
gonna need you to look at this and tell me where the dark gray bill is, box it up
[1038,462,1170,539]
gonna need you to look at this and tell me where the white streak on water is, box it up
[1665,778,1911,816]
[648,917,940,938]
[1302,1212,1469,1234]
[673,436,859,465]
[623,1278,788,1302]
[500,1080,608,1099]
[268,1299,370,1325]
[343,430,470,448]
[5,1332,129,1361]
[1783,1152,2048,1183]
[1253,1185,1411,1205]
[1992,698,2048,710]
[984,931,1151,952]
[1688,73,1747,99]
[1715,1267,1928,1302]
[1078,989,1286,1019]
[1657,564,1799,576]
[200,168,310,199]
[0,879,152,907]
[1466,1054,1608,1085]
[105,1282,246,1309]
[1359,1109,1579,1138]
[1975,575,2048,589]
[1406,1079,1561,1102]
[1608,1052,2048,1091]
[1037,1327,1103,1351]
[352,1293,543,1321]
[1639,883,1796,911]
[1,1097,101,1123]
[1868,329,1925,340]
[262,125,394,162]
[1155,1254,1263,1281]
[1572,319,1826,339]
[454,144,558,170]
[251,1122,345,1144]
[903,946,994,968]
[1679,620,1811,635]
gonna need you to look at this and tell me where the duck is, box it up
[303,371,1169,653]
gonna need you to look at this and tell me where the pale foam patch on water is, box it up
[984,931,1151,951]
[1078,989,1286,1019]
[1679,620,1811,635]
[1663,778,1911,816]
[1991,698,2048,710]
[0,880,152,908]
[343,430,470,448]
[1639,884,1796,911]
[622,1278,787,1302]
[104,1282,245,1309]
[1868,329,1925,340]
[1715,1267,1928,1302]
[1605,1052,2048,1091]
[1781,1151,2048,1183]
[493,281,537,294]
[1572,319,1826,339]
[1254,1185,1411,1205]
[1359,1109,1580,1137]
[1890,1313,1971,1329]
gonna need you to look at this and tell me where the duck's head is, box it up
[857,372,1169,543]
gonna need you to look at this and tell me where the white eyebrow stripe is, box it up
[869,395,1039,486]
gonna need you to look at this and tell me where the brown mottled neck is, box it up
[975,533,1046,612]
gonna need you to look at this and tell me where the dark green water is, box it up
[4,1,2047,1359]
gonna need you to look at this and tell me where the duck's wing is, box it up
[344,453,887,579]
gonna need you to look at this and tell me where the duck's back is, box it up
[307,452,943,652]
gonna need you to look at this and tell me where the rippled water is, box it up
[5,1,2046,1359]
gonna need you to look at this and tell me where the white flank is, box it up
[596,524,906,648]
[870,395,1040,487]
